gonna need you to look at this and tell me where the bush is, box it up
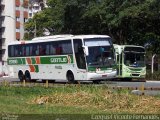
[146,70,160,80]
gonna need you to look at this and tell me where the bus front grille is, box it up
[132,74,140,76]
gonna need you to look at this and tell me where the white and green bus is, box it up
[7,35,117,83]
[114,44,146,80]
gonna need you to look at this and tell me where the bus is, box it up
[7,35,117,83]
[114,44,146,80]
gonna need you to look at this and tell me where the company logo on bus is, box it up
[9,59,18,65]
[50,56,72,64]
[50,57,67,63]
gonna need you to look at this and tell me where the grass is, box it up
[0,85,160,115]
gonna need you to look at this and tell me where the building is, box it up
[29,0,47,18]
[0,0,29,75]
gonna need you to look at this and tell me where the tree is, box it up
[25,0,160,53]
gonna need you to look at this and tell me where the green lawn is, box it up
[0,85,160,116]
[0,85,107,114]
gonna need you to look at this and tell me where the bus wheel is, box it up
[67,71,75,84]
[25,71,31,82]
[18,71,24,82]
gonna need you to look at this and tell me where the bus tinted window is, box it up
[50,43,56,55]
[8,46,14,57]
[50,40,72,55]
[59,41,72,54]
[8,40,73,57]
[124,47,145,52]
[39,44,46,55]
[22,46,26,56]
[46,44,50,55]
[73,39,86,69]
[30,44,39,56]
[26,45,30,56]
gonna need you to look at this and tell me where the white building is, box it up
[0,0,29,75]
[29,0,47,18]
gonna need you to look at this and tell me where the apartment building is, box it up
[29,0,47,18]
[0,0,29,75]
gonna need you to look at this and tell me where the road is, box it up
[104,80,160,96]
[0,76,160,96]
[0,76,160,88]
[106,80,160,88]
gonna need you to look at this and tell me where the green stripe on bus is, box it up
[31,58,36,64]
[22,58,26,64]
[41,56,73,64]
[34,65,39,72]
[7,58,26,65]
[7,55,74,65]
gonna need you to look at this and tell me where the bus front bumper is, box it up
[87,70,117,80]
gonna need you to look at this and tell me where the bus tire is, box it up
[67,71,75,84]
[25,71,31,82]
[18,71,24,82]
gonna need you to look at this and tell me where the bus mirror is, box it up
[83,46,89,56]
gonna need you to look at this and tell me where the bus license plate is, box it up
[102,75,107,77]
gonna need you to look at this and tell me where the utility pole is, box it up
[34,20,36,38]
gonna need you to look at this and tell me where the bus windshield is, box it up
[84,38,115,67]
[124,47,145,67]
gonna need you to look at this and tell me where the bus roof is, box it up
[32,34,74,41]
[72,35,110,39]
[113,44,145,54]
[8,35,111,45]
[32,34,110,41]
[113,44,144,49]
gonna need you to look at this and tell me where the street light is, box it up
[151,54,156,80]
[5,15,15,20]
[5,15,24,26]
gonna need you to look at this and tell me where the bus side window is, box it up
[22,46,26,56]
[19,46,22,56]
[36,45,39,55]
[26,46,30,56]
[14,46,19,57]
[31,44,38,56]
[46,44,50,55]
[56,47,62,55]
[8,46,14,57]
[61,40,72,54]
[50,44,56,55]
[39,45,46,55]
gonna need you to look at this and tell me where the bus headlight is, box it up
[141,68,146,74]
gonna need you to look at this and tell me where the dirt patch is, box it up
[30,90,160,114]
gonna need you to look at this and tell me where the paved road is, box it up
[0,76,160,88]
[106,80,160,88]
[104,80,160,96]
[0,76,160,96]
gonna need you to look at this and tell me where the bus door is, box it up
[73,39,87,80]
